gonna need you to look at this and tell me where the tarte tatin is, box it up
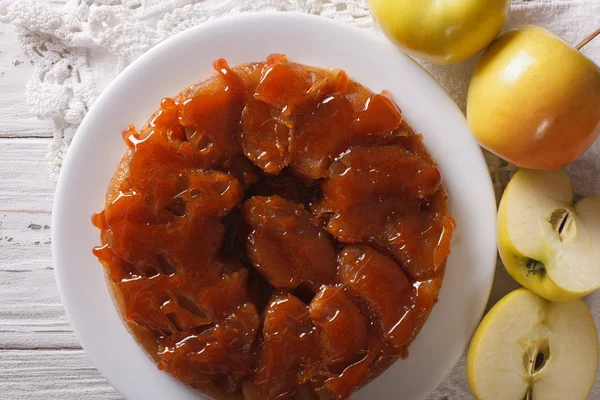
[92,54,455,400]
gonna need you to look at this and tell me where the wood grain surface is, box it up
[0,19,117,400]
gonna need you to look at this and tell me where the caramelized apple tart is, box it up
[92,54,455,400]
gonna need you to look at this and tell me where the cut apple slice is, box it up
[498,168,600,301]
[467,288,598,400]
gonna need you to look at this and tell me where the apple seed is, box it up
[522,337,550,400]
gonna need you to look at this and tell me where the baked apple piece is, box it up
[315,145,453,278]
[161,302,260,392]
[118,259,248,334]
[319,350,377,400]
[240,99,292,175]
[308,285,368,368]
[241,54,352,177]
[177,59,244,159]
[289,94,354,180]
[254,54,313,109]
[338,245,414,350]
[290,91,402,180]
[177,59,260,187]
[97,195,224,278]
[346,91,403,134]
[255,292,321,399]
[242,196,337,291]
[97,170,243,278]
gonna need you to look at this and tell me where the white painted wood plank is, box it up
[0,209,80,349]
[0,211,51,267]
[0,23,53,138]
[0,267,79,349]
[0,138,119,396]
[0,349,120,399]
[0,138,55,211]
[0,138,78,350]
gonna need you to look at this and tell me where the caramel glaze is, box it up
[92,54,455,400]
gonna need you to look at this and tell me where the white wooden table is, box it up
[0,21,121,399]
[1,16,599,400]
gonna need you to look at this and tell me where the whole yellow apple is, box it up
[467,26,600,170]
[369,0,510,64]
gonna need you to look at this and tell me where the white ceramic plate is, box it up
[52,12,497,400]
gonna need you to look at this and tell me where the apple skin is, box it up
[467,288,599,400]
[498,213,574,303]
[467,26,600,170]
[497,183,573,303]
[498,169,600,302]
[369,0,509,65]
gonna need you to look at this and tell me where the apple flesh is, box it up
[467,288,598,400]
[498,169,600,301]
[467,26,600,170]
[369,0,509,64]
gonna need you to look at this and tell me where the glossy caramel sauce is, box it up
[92,54,455,400]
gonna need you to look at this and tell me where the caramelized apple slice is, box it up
[126,128,189,212]
[315,145,453,278]
[256,292,321,399]
[102,195,225,276]
[289,92,403,180]
[338,245,414,350]
[175,61,260,186]
[185,170,244,218]
[256,54,344,113]
[290,95,354,179]
[382,197,455,279]
[240,99,292,174]
[192,266,249,321]
[318,145,441,212]
[99,169,244,279]
[320,350,377,400]
[242,196,337,291]
[187,303,259,389]
[177,65,244,152]
[255,60,312,109]
[162,303,260,391]
[308,286,368,367]
[347,91,402,134]
[119,260,248,332]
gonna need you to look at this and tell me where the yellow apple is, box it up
[467,26,600,170]
[467,288,598,400]
[498,169,600,301]
[369,0,510,64]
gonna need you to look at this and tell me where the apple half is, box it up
[467,288,598,400]
[498,169,600,301]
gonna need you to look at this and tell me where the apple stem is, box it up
[576,27,600,51]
